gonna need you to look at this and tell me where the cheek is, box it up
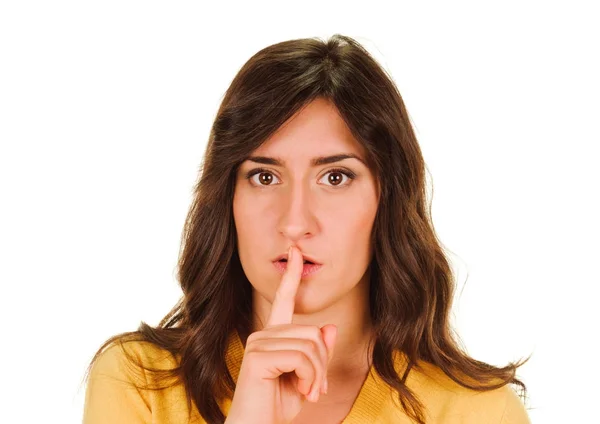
[326,209,376,272]
[233,192,253,263]
[233,195,272,242]
[331,200,376,240]
[234,188,256,230]
[233,192,274,282]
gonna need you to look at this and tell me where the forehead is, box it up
[250,98,366,161]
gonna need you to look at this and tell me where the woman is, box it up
[82,34,531,424]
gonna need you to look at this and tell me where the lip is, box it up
[273,261,323,278]
[272,252,322,265]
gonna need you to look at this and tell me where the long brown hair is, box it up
[82,34,531,424]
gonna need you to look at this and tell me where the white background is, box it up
[1,1,598,423]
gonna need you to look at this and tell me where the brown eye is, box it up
[327,172,344,186]
[319,169,356,187]
[245,167,355,188]
[247,170,281,186]
[258,172,275,185]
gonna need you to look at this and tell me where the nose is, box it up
[276,181,317,242]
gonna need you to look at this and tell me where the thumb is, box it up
[320,324,337,364]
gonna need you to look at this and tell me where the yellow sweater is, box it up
[83,330,530,423]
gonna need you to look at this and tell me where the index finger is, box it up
[265,246,303,327]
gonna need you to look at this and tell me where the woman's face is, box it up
[233,98,379,318]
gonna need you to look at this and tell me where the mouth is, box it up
[272,254,322,265]
[273,259,323,278]
[277,258,316,265]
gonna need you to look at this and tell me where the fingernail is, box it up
[288,246,293,261]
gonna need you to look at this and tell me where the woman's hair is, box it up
[83,34,530,424]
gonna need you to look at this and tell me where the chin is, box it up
[290,290,333,316]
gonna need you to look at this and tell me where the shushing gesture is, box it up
[225,246,338,424]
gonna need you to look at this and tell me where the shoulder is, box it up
[89,340,179,384]
[83,340,185,423]
[389,356,530,423]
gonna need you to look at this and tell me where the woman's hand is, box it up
[225,246,338,424]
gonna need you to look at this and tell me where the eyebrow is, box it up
[246,153,365,167]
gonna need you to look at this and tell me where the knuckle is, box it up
[294,350,305,360]
[244,350,260,362]
[246,331,262,345]
[242,351,261,372]
[310,325,322,339]
[297,339,319,362]
[305,339,320,357]
[309,327,326,352]
[291,350,308,366]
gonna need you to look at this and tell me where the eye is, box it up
[246,168,282,186]
[318,168,356,187]
[245,167,356,188]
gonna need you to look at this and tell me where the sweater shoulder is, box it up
[83,340,194,424]
[92,340,180,381]
[382,357,529,423]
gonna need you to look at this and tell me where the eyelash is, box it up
[245,167,357,188]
